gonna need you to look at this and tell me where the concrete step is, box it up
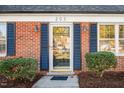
[47,71,74,76]
[32,76,79,88]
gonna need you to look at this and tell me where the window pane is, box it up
[0,23,6,40]
[119,40,124,53]
[100,25,115,39]
[119,25,124,53]
[99,40,115,52]
[119,25,124,38]
[0,23,6,56]
[0,40,6,54]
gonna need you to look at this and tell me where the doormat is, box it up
[51,76,68,80]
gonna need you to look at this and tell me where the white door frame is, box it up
[49,23,73,72]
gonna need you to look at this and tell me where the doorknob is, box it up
[49,46,53,49]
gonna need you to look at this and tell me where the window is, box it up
[119,25,124,53]
[99,23,124,56]
[99,25,115,53]
[0,23,7,56]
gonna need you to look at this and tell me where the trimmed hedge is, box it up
[85,51,117,77]
[0,58,37,81]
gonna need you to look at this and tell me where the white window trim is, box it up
[0,22,7,57]
[98,23,124,56]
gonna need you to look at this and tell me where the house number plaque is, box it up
[55,16,66,22]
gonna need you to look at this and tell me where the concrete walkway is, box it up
[32,75,79,88]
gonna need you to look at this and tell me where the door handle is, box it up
[49,46,53,49]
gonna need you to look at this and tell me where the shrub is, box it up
[0,58,37,81]
[85,51,117,77]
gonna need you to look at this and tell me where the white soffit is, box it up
[0,13,124,22]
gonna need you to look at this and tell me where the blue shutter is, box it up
[7,22,16,56]
[40,23,49,70]
[90,23,97,52]
[73,23,81,70]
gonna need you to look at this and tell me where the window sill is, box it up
[0,54,6,57]
[115,53,124,56]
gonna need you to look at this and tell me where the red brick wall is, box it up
[80,22,124,72]
[114,57,124,71]
[1,22,124,72]
[81,22,90,71]
[16,22,41,62]
[0,22,41,64]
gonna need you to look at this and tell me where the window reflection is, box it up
[0,23,6,56]
[100,25,115,39]
[119,40,124,53]
[99,40,115,52]
[119,25,124,38]
[119,25,124,53]
[99,25,115,52]
[53,26,70,68]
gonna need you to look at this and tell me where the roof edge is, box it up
[0,11,124,14]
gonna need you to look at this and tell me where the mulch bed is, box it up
[78,71,124,88]
[0,73,43,88]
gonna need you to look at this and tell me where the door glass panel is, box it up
[53,26,70,69]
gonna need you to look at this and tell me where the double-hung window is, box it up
[99,25,115,52]
[0,23,7,56]
[119,25,124,54]
[98,23,124,56]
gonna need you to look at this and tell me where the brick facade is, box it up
[114,57,124,71]
[81,22,90,71]
[81,22,124,71]
[0,22,41,65]
[16,22,41,62]
[0,22,124,72]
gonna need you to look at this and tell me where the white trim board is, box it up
[1,13,124,22]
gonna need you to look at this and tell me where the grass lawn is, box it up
[0,73,42,88]
[78,71,124,88]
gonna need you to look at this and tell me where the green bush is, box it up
[85,51,117,77]
[0,58,37,81]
